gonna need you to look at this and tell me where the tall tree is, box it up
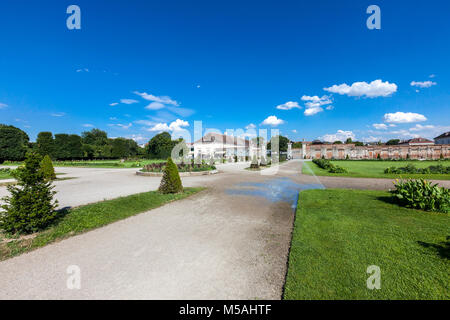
[81,128,108,146]
[36,132,54,158]
[267,135,289,152]
[67,134,83,159]
[146,132,175,159]
[0,124,29,163]
[53,134,71,160]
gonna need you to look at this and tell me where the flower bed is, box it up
[141,162,216,173]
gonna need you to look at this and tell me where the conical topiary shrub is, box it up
[250,155,259,169]
[41,155,56,180]
[158,157,183,194]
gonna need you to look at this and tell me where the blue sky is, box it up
[0,0,449,144]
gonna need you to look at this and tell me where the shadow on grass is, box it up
[376,195,398,206]
[418,236,450,260]
[47,206,72,228]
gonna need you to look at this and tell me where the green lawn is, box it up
[303,160,450,180]
[284,189,450,300]
[0,187,204,261]
[2,159,165,169]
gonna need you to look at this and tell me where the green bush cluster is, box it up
[0,168,12,174]
[313,159,348,173]
[385,164,450,175]
[158,158,183,194]
[0,153,58,234]
[390,179,450,213]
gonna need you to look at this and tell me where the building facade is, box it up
[189,132,266,161]
[296,142,450,160]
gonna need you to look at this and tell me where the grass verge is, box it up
[303,160,450,180]
[2,159,165,169]
[284,189,449,300]
[0,187,204,261]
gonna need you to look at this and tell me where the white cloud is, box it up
[246,123,256,129]
[429,74,436,78]
[117,123,133,130]
[147,119,189,132]
[320,130,356,143]
[261,115,284,126]
[362,136,380,143]
[0,103,7,109]
[109,102,119,106]
[276,101,301,110]
[167,106,195,117]
[409,124,435,132]
[301,95,332,116]
[51,112,65,117]
[301,95,332,105]
[384,112,427,123]
[120,99,139,105]
[304,106,323,116]
[82,124,94,127]
[324,79,397,98]
[76,68,89,73]
[134,91,179,106]
[373,123,388,130]
[145,102,165,110]
[148,123,170,132]
[410,81,436,88]
[292,129,297,133]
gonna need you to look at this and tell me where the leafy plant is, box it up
[158,157,183,194]
[390,179,449,213]
[0,152,58,234]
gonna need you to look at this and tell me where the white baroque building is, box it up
[188,132,267,161]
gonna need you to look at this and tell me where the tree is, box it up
[345,138,353,144]
[158,157,183,194]
[292,142,302,149]
[111,138,130,158]
[333,141,343,144]
[68,135,83,159]
[386,139,400,146]
[36,131,54,158]
[0,152,58,234]
[41,155,56,180]
[267,135,289,152]
[53,134,71,160]
[81,128,108,146]
[146,132,175,159]
[0,124,29,163]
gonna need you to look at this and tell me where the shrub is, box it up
[0,152,58,234]
[313,159,348,173]
[234,155,238,163]
[384,164,450,175]
[158,157,183,194]
[41,155,56,180]
[390,179,450,213]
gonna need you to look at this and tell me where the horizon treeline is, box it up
[0,124,145,163]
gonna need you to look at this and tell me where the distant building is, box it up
[398,137,434,146]
[434,132,450,145]
[189,132,266,160]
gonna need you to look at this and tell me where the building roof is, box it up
[399,137,434,145]
[194,132,250,146]
[434,131,450,140]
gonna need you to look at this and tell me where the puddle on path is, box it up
[225,177,324,209]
